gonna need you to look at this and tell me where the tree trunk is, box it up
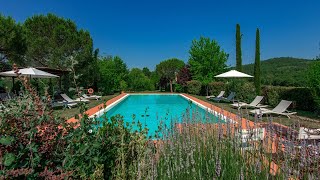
[170,80,173,93]
[206,85,209,96]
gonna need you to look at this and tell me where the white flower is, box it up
[88,129,93,134]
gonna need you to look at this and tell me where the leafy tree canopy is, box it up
[23,13,93,69]
[98,56,128,94]
[128,68,153,91]
[156,58,184,80]
[156,58,184,92]
[308,60,320,109]
[177,65,191,86]
[188,36,228,85]
[0,14,26,65]
[142,67,151,77]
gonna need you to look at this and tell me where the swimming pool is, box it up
[97,94,225,137]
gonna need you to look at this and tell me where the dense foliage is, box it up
[156,58,185,93]
[243,57,312,87]
[236,24,242,71]
[24,14,93,69]
[188,36,228,95]
[176,65,192,92]
[0,14,26,65]
[186,80,202,95]
[262,86,316,111]
[98,56,128,94]
[307,60,320,112]
[254,28,261,95]
[127,68,154,91]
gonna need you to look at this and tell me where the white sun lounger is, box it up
[236,128,265,150]
[250,100,297,118]
[60,94,89,108]
[82,94,102,100]
[298,127,320,140]
[231,96,267,109]
[206,91,225,99]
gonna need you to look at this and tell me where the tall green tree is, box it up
[254,28,261,95]
[156,58,184,93]
[128,68,153,91]
[98,56,128,94]
[308,46,320,113]
[142,67,151,77]
[0,14,26,65]
[188,36,228,95]
[23,13,93,69]
[236,24,242,71]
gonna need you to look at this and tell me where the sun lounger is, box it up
[61,94,89,103]
[206,91,225,99]
[298,127,320,140]
[0,103,8,112]
[82,94,102,100]
[231,96,267,109]
[211,92,236,103]
[60,94,89,108]
[236,128,265,150]
[250,100,297,118]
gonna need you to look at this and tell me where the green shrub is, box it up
[237,82,256,102]
[262,86,316,111]
[208,81,226,96]
[307,60,320,113]
[187,80,202,95]
[175,83,184,93]
[119,80,128,91]
[225,80,256,102]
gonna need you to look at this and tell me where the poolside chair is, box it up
[0,103,7,112]
[60,94,88,108]
[231,96,267,109]
[297,127,320,140]
[250,100,297,118]
[206,91,225,99]
[0,93,13,101]
[51,101,70,108]
[82,94,102,100]
[211,92,236,103]
[236,128,265,150]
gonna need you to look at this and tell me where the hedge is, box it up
[262,86,316,111]
[208,82,226,96]
[187,80,202,95]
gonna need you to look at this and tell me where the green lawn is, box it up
[53,94,119,119]
[190,94,320,129]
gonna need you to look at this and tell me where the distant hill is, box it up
[242,57,314,87]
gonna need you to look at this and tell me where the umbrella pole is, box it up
[59,76,62,90]
[12,77,14,93]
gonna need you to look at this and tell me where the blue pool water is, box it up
[99,94,222,137]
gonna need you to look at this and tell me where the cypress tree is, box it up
[236,24,242,71]
[254,28,261,95]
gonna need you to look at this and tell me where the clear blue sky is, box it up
[1,0,320,69]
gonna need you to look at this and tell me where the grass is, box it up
[191,94,320,129]
[52,94,119,119]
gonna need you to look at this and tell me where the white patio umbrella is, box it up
[214,70,253,94]
[0,67,59,78]
[214,70,253,78]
